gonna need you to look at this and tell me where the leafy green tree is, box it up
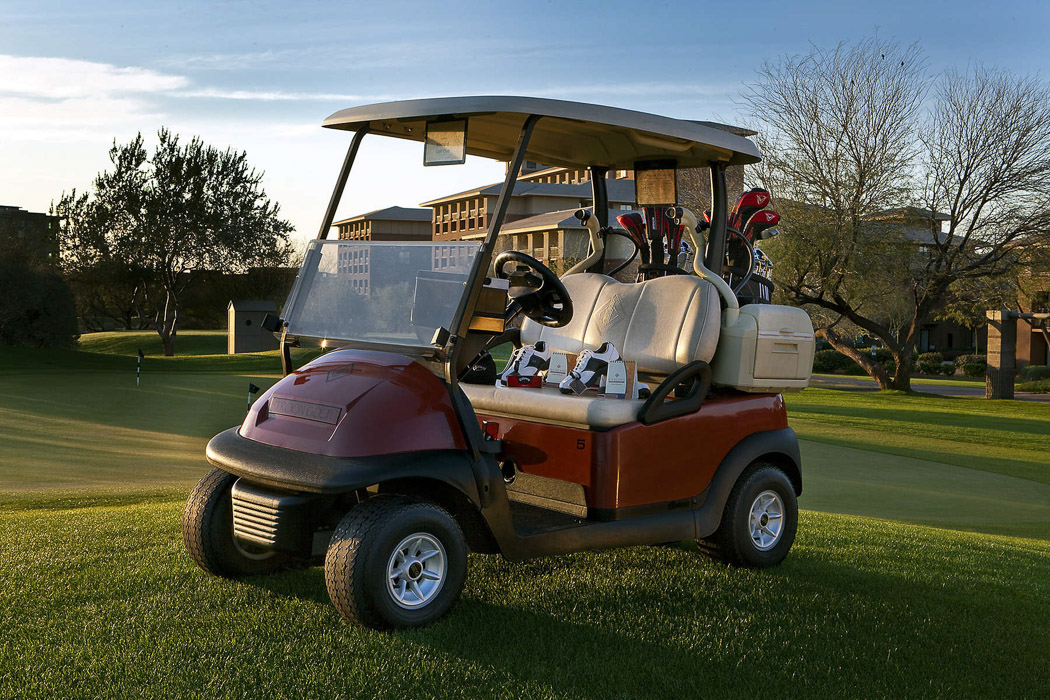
[59,129,293,354]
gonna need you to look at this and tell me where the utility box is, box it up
[710,304,815,393]
[228,300,280,354]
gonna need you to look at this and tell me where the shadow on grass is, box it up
[233,539,1050,696]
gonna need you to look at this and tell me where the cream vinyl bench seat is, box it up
[461,272,721,429]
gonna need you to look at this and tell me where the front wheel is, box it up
[698,463,798,567]
[182,468,292,577]
[324,496,467,630]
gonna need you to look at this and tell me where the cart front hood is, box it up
[240,349,465,458]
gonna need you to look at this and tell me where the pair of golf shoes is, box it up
[499,341,622,394]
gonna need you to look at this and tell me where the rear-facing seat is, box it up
[460,273,721,429]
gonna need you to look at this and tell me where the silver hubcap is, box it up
[748,490,784,551]
[386,533,446,609]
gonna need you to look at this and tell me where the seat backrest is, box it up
[521,273,721,376]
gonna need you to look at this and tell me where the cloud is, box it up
[173,87,396,102]
[0,55,188,99]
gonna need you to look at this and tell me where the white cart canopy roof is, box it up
[323,96,761,169]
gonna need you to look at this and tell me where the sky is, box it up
[3,0,1050,242]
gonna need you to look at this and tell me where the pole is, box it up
[247,383,260,413]
[137,348,143,386]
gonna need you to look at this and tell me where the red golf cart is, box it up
[182,97,815,629]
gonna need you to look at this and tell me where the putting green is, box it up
[800,440,1050,539]
[0,371,278,493]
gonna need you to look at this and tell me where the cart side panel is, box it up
[479,392,787,511]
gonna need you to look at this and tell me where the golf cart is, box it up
[182,97,815,630]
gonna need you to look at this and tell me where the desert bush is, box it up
[1016,378,1050,393]
[813,349,861,374]
[917,352,945,375]
[1020,365,1050,381]
[956,354,987,378]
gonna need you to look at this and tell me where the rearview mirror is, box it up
[424,119,468,166]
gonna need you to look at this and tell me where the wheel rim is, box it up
[748,490,785,551]
[386,533,447,609]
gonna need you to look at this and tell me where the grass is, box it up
[785,388,1050,486]
[78,329,228,357]
[1,502,1048,699]
[814,372,984,388]
[4,340,1050,696]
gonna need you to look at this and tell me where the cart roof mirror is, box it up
[634,160,677,206]
[424,119,468,166]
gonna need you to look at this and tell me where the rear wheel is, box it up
[182,468,292,577]
[324,496,467,630]
[698,463,797,567]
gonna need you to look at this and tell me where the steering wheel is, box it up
[494,251,573,328]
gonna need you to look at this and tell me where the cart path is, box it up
[799,439,1050,539]
[809,375,1050,402]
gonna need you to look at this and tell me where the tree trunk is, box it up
[819,327,895,390]
[888,345,914,391]
[154,290,180,356]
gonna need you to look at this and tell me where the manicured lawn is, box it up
[79,329,229,357]
[785,388,1050,485]
[3,342,1050,696]
[1,502,1047,698]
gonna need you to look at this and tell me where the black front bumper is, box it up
[205,427,482,503]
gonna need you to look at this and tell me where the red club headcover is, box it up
[731,190,771,229]
[744,210,780,240]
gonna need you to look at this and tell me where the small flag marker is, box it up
[247,383,260,413]
[137,348,144,386]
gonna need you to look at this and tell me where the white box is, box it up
[710,304,815,393]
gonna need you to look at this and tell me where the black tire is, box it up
[182,468,291,577]
[698,462,797,568]
[324,496,467,630]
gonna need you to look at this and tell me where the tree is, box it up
[60,129,293,354]
[0,260,78,349]
[744,38,1050,390]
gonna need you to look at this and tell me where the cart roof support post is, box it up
[316,127,369,240]
[446,115,540,467]
[704,162,728,276]
[588,166,610,273]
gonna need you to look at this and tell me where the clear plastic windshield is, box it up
[281,240,482,348]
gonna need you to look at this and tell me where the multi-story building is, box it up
[0,205,59,265]
[332,206,432,242]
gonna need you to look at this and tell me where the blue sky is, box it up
[4,0,1050,240]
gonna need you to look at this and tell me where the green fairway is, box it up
[0,370,275,496]
[785,388,1050,486]
[79,329,229,357]
[798,440,1050,539]
[3,342,1050,696]
[1,502,1046,698]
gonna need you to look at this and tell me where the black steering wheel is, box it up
[494,251,573,328]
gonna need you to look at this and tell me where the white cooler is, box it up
[710,305,815,393]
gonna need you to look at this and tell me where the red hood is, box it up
[240,349,465,458]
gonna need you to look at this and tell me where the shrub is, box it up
[1016,379,1050,393]
[1019,365,1050,382]
[916,352,945,375]
[956,354,987,378]
[813,349,861,374]
[0,262,79,349]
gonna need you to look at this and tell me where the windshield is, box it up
[282,240,482,348]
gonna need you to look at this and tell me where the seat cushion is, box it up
[521,273,720,376]
[462,383,645,429]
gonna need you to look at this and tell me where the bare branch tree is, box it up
[745,37,1050,390]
